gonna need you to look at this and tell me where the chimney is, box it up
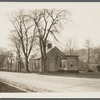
[48,43,52,49]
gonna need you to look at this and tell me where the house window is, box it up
[63,62,66,68]
[70,63,73,67]
[60,61,62,68]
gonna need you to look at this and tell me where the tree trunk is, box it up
[18,54,21,72]
[10,60,12,71]
[18,61,20,72]
[18,60,21,72]
[25,56,29,72]
[87,48,90,70]
[42,43,47,73]
[41,56,44,72]
[43,55,47,73]
[7,60,9,71]
[19,60,21,72]
[40,39,47,73]
[88,48,90,64]
[41,56,46,73]
[82,60,83,71]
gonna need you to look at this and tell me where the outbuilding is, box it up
[88,64,100,72]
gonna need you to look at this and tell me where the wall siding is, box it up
[66,57,78,71]
[46,48,64,71]
[32,47,79,72]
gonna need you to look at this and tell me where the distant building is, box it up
[29,46,79,72]
[88,64,100,72]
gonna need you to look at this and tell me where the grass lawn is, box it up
[0,82,25,92]
[38,71,100,79]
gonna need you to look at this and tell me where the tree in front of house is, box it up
[28,9,70,72]
[9,10,37,72]
[9,9,70,73]
[9,31,23,72]
[5,51,14,71]
[0,53,7,70]
[0,49,14,71]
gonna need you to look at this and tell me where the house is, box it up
[59,55,79,72]
[29,46,79,72]
[88,64,100,72]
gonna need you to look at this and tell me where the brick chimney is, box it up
[47,43,52,49]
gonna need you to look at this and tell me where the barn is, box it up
[30,46,79,72]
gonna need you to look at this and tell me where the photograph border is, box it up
[0,1,100,100]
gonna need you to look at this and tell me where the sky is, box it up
[0,2,100,50]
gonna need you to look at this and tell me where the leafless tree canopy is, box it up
[28,9,70,72]
[9,10,37,72]
[9,9,70,72]
[66,38,77,55]
[9,31,22,72]
[84,39,92,65]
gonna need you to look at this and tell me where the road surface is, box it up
[0,71,100,92]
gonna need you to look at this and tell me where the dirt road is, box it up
[0,71,100,92]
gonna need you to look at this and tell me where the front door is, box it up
[61,60,67,70]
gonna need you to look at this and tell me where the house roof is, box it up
[46,46,65,56]
[64,55,79,57]
[33,46,79,60]
[34,46,64,60]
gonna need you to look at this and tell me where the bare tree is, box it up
[28,9,70,72]
[4,51,14,71]
[9,10,36,72]
[66,38,77,55]
[84,39,92,65]
[0,53,7,70]
[9,32,22,72]
[91,47,100,63]
[78,49,88,71]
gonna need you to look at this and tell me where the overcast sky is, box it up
[0,2,100,50]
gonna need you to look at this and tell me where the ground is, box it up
[0,82,25,92]
[0,71,100,92]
